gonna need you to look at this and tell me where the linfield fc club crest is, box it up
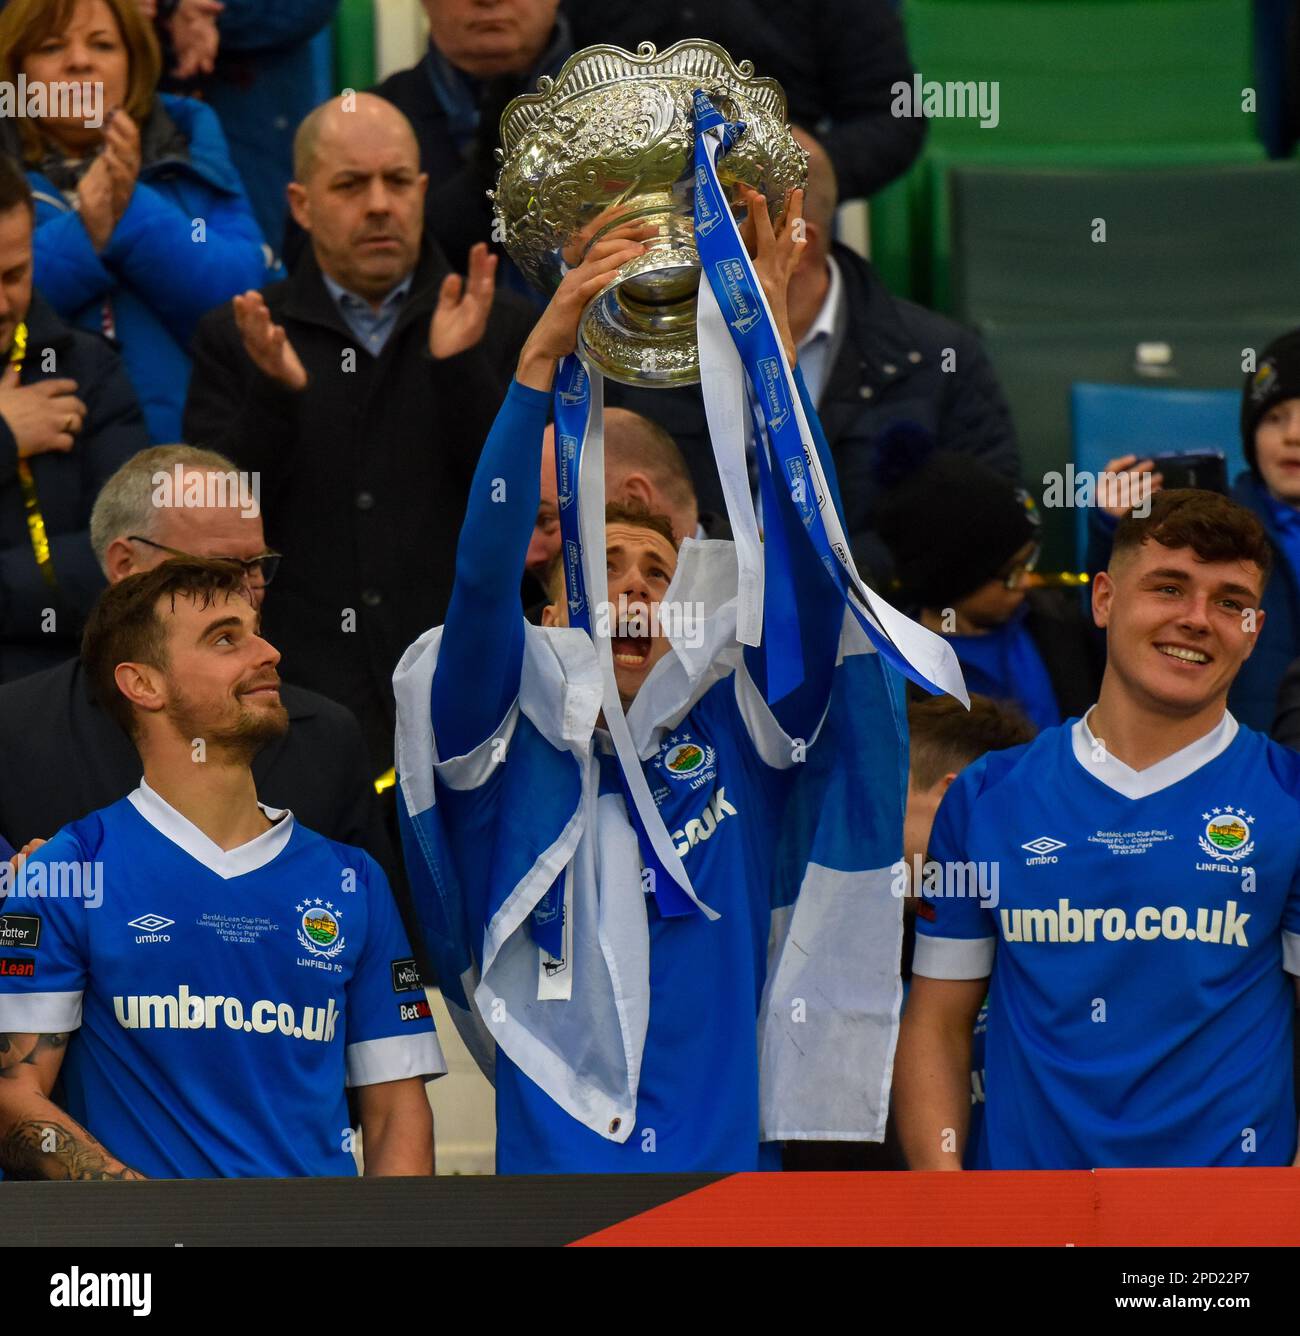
[1198,806,1256,862]
[296,900,346,959]
[658,733,717,786]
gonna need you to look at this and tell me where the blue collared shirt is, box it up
[746,256,845,502]
[794,253,844,406]
[322,273,412,356]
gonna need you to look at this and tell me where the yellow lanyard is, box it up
[9,322,58,590]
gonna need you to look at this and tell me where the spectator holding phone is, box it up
[1091,329,1300,732]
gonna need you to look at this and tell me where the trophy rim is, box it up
[497,38,791,157]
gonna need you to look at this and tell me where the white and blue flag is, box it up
[395,538,914,1168]
[393,91,965,1170]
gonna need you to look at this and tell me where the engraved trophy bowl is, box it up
[491,39,808,387]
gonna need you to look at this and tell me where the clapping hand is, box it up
[429,242,497,361]
[167,0,224,80]
[233,291,308,391]
[76,110,140,252]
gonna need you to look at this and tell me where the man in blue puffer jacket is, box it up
[0,0,274,443]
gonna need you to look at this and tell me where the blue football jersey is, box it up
[0,783,444,1178]
[443,664,804,1173]
[914,711,1300,1169]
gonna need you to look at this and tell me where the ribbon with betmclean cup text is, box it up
[691,91,968,702]
[547,355,714,943]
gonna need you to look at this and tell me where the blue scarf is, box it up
[946,603,1060,732]
[1262,486,1300,587]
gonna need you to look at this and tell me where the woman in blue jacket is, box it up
[0,0,275,443]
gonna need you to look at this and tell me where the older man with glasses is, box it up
[121,536,281,592]
[0,444,400,904]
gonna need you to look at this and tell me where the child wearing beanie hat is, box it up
[877,454,1103,728]
[1225,326,1300,731]
[1241,328,1300,482]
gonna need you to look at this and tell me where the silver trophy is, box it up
[492,39,807,387]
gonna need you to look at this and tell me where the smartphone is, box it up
[1147,451,1228,495]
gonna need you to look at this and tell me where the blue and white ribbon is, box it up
[691,89,968,703]
[540,92,966,944]
[553,356,714,921]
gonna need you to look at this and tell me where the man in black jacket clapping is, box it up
[184,93,523,774]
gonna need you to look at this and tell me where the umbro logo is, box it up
[128,914,174,932]
[129,913,174,942]
[1021,836,1065,866]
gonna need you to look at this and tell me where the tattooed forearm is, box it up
[0,1118,146,1181]
[0,1032,145,1180]
[0,1032,68,1076]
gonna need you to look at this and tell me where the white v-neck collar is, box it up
[128,780,294,880]
[1071,708,1238,800]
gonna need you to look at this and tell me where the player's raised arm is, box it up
[736,186,844,742]
[429,229,650,759]
[0,1033,145,1180]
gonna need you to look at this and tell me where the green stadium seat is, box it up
[921,139,1266,310]
[874,0,1264,305]
[902,0,1258,149]
[981,320,1294,566]
[949,161,1300,329]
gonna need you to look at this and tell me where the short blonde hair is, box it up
[0,0,161,164]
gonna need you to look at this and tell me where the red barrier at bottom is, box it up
[572,1169,1300,1247]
